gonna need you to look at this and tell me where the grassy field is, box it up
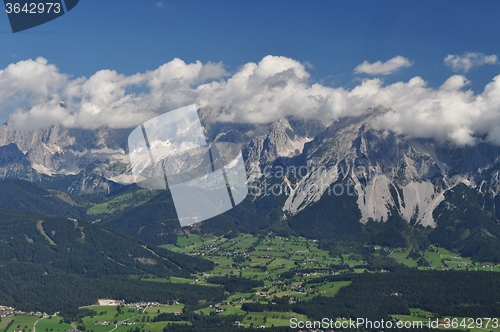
[242,311,309,327]
[145,304,184,314]
[422,250,444,267]
[5,315,38,332]
[142,276,195,284]
[87,190,157,215]
[35,317,73,332]
[390,249,419,267]
[79,305,190,332]
[175,235,210,247]
[0,316,15,332]
[140,276,221,287]
[310,281,352,297]
[87,204,109,214]
[389,246,499,271]
[196,304,246,316]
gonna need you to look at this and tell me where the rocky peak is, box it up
[68,170,122,195]
[0,143,37,181]
[244,117,314,166]
[0,143,30,166]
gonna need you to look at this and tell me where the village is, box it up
[0,300,185,332]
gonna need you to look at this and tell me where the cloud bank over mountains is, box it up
[1,55,500,146]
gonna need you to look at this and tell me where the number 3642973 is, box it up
[5,3,61,14]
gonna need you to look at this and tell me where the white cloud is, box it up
[156,2,165,8]
[444,52,498,73]
[1,57,227,130]
[354,56,413,75]
[4,55,500,147]
[0,57,67,107]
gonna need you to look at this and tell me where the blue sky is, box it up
[2,1,500,146]
[2,1,499,89]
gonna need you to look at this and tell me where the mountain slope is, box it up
[430,183,500,262]
[0,179,222,313]
[0,143,38,180]
[0,208,214,277]
[100,190,271,245]
[0,261,224,313]
[0,179,86,218]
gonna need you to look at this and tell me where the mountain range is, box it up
[1,105,500,261]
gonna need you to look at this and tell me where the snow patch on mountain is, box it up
[68,148,126,157]
[32,163,55,175]
[109,173,137,184]
[278,135,312,157]
[68,149,87,157]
